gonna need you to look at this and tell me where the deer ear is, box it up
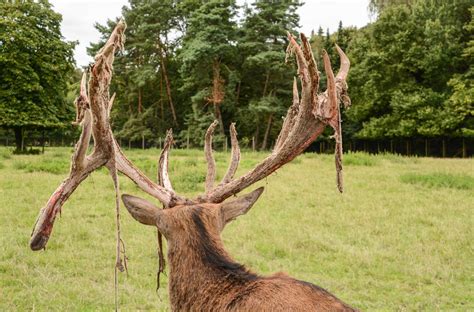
[122,194,162,226]
[220,187,264,224]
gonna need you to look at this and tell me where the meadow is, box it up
[0,147,472,311]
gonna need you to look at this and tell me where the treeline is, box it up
[1,0,472,156]
[87,0,472,155]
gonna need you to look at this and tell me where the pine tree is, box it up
[238,0,302,149]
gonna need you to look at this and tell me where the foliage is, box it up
[344,0,473,140]
[0,0,76,150]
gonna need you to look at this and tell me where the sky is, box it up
[49,0,372,67]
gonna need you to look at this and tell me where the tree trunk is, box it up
[462,138,466,158]
[262,72,270,97]
[41,130,45,154]
[254,119,260,149]
[442,139,446,158]
[14,126,24,152]
[214,104,225,136]
[160,71,164,121]
[235,80,241,104]
[159,44,178,125]
[261,114,273,150]
[138,87,143,114]
[210,59,226,137]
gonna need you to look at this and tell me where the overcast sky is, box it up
[49,0,372,67]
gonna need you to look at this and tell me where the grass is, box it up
[400,172,474,190]
[0,147,473,311]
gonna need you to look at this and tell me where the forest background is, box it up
[0,0,472,157]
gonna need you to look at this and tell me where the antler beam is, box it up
[30,27,350,251]
[201,33,350,203]
[30,20,187,251]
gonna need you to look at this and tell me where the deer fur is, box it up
[123,189,357,311]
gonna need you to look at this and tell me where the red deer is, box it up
[30,20,356,311]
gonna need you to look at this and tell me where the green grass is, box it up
[0,147,473,311]
[401,172,474,190]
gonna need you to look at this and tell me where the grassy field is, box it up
[0,147,473,311]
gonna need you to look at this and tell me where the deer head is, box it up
[30,20,356,311]
[122,187,264,239]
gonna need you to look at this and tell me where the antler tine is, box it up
[322,50,344,193]
[335,44,350,81]
[71,71,92,169]
[286,33,310,99]
[205,120,219,193]
[322,50,337,118]
[275,77,299,151]
[300,33,319,103]
[202,38,350,203]
[220,123,240,185]
[108,92,116,117]
[158,129,175,195]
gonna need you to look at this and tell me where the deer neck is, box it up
[166,210,258,309]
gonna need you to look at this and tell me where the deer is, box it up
[30,20,356,311]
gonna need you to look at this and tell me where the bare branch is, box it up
[205,120,219,193]
[158,129,174,193]
[220,123,240,185]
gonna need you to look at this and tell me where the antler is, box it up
[199,33,350,203]
[30,27,350,250]
[29,20,185,251]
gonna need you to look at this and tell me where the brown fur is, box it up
[156,203,357,312]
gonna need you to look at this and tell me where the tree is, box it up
[346,0,472,141]
[178,0,239,146]
[237,0,301,149]
[0,0,75,151]
[368,0,414,16]
[443,6,474,140]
